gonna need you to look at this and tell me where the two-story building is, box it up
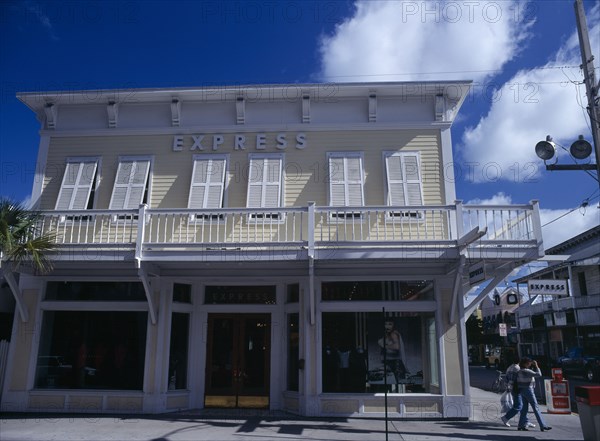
[0,82,544,418]
[514,225,600,367]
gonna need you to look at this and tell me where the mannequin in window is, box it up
[349,346,367,392]
[378,320,407,390]
[337,346,352,391]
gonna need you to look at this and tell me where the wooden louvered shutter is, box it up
[385,154,405,205]
[188,157,226,209]
[385,153,423,206]
[247,155,283,208]
[329,154,364,206]
[403,154,423,205]
[55,160,98,210]
[109,159,151,210]
[345,156,363,206]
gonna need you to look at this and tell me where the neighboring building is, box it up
[514,225,600,364]
[481,287,524,343]
[1,82,543,418]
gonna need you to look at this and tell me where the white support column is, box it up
[147,279,171,413]
[307,202,316,326]
[0,268,28,322]
[135,204,147,267]
[530,200,544,257]
[440,129,457,205]
[454,200,464,240]
[449,255,466,325]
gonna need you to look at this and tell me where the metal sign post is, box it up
[383,307,389,441]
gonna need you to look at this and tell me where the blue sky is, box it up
[0,0,598,251]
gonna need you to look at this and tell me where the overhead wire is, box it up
[541,193,600,228]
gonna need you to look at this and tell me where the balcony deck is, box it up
[35,202,543,267]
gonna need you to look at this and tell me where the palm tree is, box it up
[0,197,55,274]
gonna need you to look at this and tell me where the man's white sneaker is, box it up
[501,416,511,427]
[526,422,536,428]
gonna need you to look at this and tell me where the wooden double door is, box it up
[204,313,271,408]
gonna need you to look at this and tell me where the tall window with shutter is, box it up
[55,158,100,212]
[246,153,283,220]
[384,151,424,218]
[188,155,227,220]
[109,157,151,211]
[327,152,364,218]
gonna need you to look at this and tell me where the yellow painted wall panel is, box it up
[29,394,65,410]
[106,396,143,411]
[69,395,103,412]
[166,394,189,410]
[42,130,443,210]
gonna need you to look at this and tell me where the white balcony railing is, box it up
[35,201,542,259]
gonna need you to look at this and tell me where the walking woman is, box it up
[516,357,552,432]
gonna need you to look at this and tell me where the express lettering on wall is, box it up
[172,133,307,152]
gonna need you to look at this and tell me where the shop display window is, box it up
[322,311,438,394]
[321,280,434,301]
[287,313,299,391]
[45,281,146,301]
[35,311,147,390]
[168,313,189,390]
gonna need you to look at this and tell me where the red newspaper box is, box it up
[544,368,570,414]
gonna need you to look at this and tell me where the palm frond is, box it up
[0,197,56,274]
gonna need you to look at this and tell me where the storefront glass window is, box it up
[321,281,433,301]
[287,313,299,391]
[168,313,189,390]
[205,285,276,304]
[173,283,192,303]
[45,281,146,301]
[286,284,299,303]
[35,311,147,389]
[322,312,437,394]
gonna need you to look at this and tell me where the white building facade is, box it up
[1,83,544,418]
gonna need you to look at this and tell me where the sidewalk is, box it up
[0,387,584,441]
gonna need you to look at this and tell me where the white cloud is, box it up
[24,1,59,41]
[459,4,600,182]
[539,205,600,249]
[318,1,531,83]
[465,192,512,205]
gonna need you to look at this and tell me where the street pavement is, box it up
[0,387,586,441]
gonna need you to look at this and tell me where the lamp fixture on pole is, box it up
[535,1,600,179]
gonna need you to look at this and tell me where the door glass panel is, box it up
[205,314,270,408]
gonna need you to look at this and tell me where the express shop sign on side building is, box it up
[527,279,568,296]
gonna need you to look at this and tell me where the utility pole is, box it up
[574,0,600,179]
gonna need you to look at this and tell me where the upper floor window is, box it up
[327,152,364,219]
[55,158,100,210]
[188,155,228,210]
[246,153,283,219]
[384,152,423,207]
[109,157,151,210]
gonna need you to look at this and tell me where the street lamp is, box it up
[534,134,597,173]
[535,1,600,180]
[570,135,593,160]
[535,135,556,161]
